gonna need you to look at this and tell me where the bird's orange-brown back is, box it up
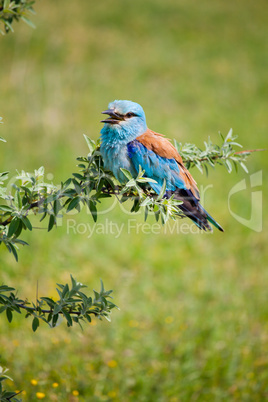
[137,129,200,199]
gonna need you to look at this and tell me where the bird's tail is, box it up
[179,203,224,232]
[167,189,224,232]
[198,205,224,232]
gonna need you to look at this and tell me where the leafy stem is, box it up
[0,130,262,260]
[0,276,117,331]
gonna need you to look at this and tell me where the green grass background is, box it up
[0,0,268,400]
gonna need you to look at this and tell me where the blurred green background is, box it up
[0,0,267,400]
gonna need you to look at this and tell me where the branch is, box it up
[0,276,117,331]
[234,148,266,155]
[0,0,36,35]
[174,128,263,174]
[0,366,22,402]
[0,130,260,260]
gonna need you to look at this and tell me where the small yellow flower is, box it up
[107,360,117,368]
[165,316,174,324]
[52,382,59,388]
[22,390,27,395]
[129,320,139,328]
[86,363,94,371]
[108,390,117,398]
[72,390,79,396]
[31,379,38,386]
[36,392,46,399]
[12,339,20,347]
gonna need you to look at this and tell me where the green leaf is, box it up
[85,314,91,323]
[225,128,233,141]
[15,190,22,209]
[7,217,20,237]
[40,297,55,308]
[0,306,7,314]
[83,134,96,155]
[70,275,77,289]
[72,179,82,194]
[88,200,97,222]
[240,162,249,173]
[0,205,13,212]
[225,159,232,173]
[13,238,28,246]
[4,20,14,33]
[62,177,72,189]
[53,304,62,315]
[21,216,32,231]
[72,173,84,181]
[100,279,104,294]
[61,284,69,298]
[0,171,9,181]
[157,179,166,201]
[53,199,61,216]
[32,316,39,332]
[4,0,11,9]
[0,285,15,292]
[6,308,13,323]
[52,313,59,327]
[131,198,140,213]
[7,243,18,261]
[62,310,73,326]
[66,196,80,212]
[144,206,149,221]
[2,391,20,399]
[21,15,36,29]
[48,214,55,232]
[39,211,47,222]
[136,177,157,183]
[120,168,133,181]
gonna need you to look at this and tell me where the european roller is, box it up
[100,100,224,232]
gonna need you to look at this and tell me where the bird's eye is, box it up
[126,112,135,118]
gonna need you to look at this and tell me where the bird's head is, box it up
[100,100,147,143]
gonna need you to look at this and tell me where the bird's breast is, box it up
[100,142,136,183]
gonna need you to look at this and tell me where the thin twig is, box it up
[16,303,98,316]
[191,148,265,163]
[234,148,266,154]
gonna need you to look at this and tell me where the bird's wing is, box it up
[129,129,200,199]
[127,129,224,232]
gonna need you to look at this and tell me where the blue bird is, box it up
[100,100,224,232]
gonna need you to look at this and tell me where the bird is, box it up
[100,100,224,232]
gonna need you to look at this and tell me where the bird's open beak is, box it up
[100,109,125,124]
